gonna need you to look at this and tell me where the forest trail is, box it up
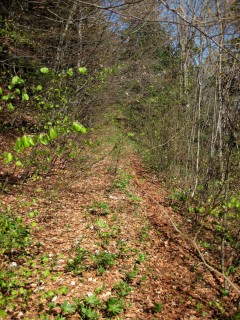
[1,107,237,320]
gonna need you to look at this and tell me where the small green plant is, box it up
[113,281,132,297]
[0,309,7,319]
[91,251,117,274]
[116,239,128,255]
[214,300,225,314]
[128,192,142,203]
[98,230,114,245]
[84,294,101,307]
[168,189,188,211]
[41,253,49,264]
[46,290,55,299]
[66,245,88,275]
[124,264,138,283]
[94,284,106,294]
[59,286,69,296]
[60,300,76,314]
[113,171,132,190]
[137,253,146,263]
[74,295,100,319]
[0,263,32,315]
[103,297,124,316]
[153,302,163,313]
[90,202,110,216]
[232,310,240,320]
[47,301,55,312]
[0,211,30,255]
[81,307,100,320]
[96,219,108,229]
[140,226,150,242]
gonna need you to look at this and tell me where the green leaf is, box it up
[29,212,35,218]
[44,270,51,277]
[47,291,55,298]
[35,85,43,91]
[19,288,26,295]
[21,135,35,148]
[67,68,74,77]
[22,92,29,101]
[0,87,2,95]
[78,67,87,75]
[15,137,22,152]
[15,160,23,167]
[15,88,21,94]
[7,103,15,111]
[49,128,58,140]
[0,309,7,318]
[72,122,87,134]
[2,95,9,101]
[59,286,69,295]
[22,135,31,148]
[40,67,49,74]
[38,133,50,145]
[4,152,13,164]
[12,76,25,85]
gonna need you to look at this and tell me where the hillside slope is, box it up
[0,107,239,320]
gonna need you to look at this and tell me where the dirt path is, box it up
[1,109,238,319]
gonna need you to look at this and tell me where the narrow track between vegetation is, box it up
[1,109,238,319]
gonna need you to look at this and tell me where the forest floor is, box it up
[1,107,239,320]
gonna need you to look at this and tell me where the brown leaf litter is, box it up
[1,127,239,320]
